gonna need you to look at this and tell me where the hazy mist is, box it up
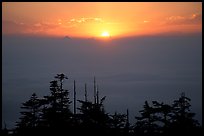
[2,34,202,128]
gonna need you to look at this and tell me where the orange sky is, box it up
[2,2,202,38]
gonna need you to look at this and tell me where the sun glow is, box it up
[101,31,110,37]
[2,3,202,37]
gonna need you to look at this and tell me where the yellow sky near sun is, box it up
[2,2,202,38]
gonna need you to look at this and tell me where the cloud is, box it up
[70,18,75,22]
[164,13,202,25]
[2,20,28,34]
[33,22,58,29]
[2,20,59,35]
[143,20,150,23]
[34,23,42,27]
[106,22,122,25]
[8,17,107,34]
[68,17,105,24]
[2,17,105,36]
[27,22,59,34]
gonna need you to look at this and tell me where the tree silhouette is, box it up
[54,73,68,90]
[16,93,40,129]
[109,112,127,135]
[170,92,200,134]
[135,101,159,135]
[110,112,126,129]
[134,93,201,135]
[13,74,201,136]
[78,96,109,125]
[77,96,111,135]
[151,101,172,133]
[1,122,9,136]
[15,93,41,135]
[40,74,72,129]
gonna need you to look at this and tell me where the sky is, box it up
[2,2,202,38]
[2,2,202,129]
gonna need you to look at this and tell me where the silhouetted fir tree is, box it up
[109,112,127,135]
[134,93,201,136]
[15,93,41,135]
[1,129,8,136]
[134,101,160,135]
[169,92,200,134]
[1,122,8,136]
[77,96,111,135]
[40,74,72,130]
[124,109,130,135]
[152,101,172,133]
[110,112,127,129]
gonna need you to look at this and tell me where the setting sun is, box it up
[101,31,110,37]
